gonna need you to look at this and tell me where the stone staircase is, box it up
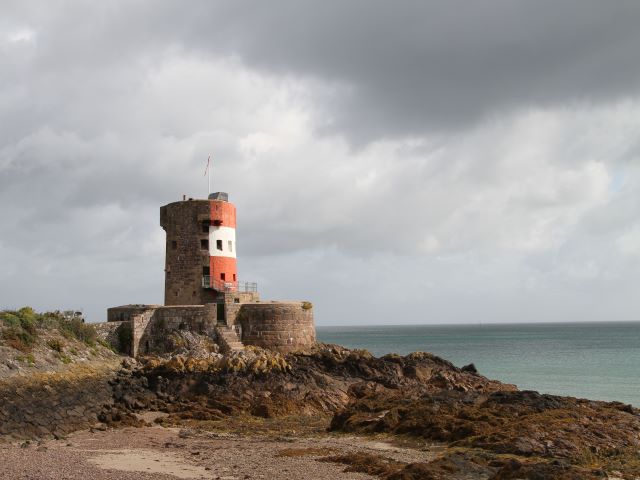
[216,325,245,353]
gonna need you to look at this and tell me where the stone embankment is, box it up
[0,360,120,439]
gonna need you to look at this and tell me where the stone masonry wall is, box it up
[221,291,260,326]
[110,305,216,357]
[131,310,156,358]
[160,200,219,306]
[107,305,161,322]
[137,306,215,356]
[238,302,315,352]
[102,305,217,356]
[102,300,315,356]
[94,321,127,351]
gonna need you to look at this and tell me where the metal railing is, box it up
[202,275,258,293]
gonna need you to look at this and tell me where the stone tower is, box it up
[103,191,315,356]
[160,192,242,306]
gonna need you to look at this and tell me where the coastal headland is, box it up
[1,308,639,479]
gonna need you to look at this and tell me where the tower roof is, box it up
[208,192,229,201]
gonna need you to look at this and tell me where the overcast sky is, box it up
[1,1,640,325]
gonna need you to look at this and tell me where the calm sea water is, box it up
[317,322,640,406]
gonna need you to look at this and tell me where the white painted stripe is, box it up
[209,226,237,258]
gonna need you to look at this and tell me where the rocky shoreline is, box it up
[1,343,639,479]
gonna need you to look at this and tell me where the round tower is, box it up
[160,192,242,306]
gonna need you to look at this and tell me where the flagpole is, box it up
[204,155,211,196]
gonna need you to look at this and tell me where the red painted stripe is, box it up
[210,256,238,285]
[210,200,236,228]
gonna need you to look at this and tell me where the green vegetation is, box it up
[0,307,99,353]
[58,317,97,345]
[97,338,117,353]
[47,338,64,352]
[301,301,313,310]
[57,353,72,364]
[16,353,36,365]
[1,307,39,352]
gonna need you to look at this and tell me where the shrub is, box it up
[58,353,72,364]
[0,312,21,329]
[59,318,97,345]
[16,354,36,365]
[301,301,313,310]
[17,306,37,327]
[47,338,64,352]
[1,307,98,351]
[1,307,36,330]
[37,312,65,330]
[0,307,41,352]
[2,326,37,352]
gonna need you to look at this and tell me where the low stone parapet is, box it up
[237,302,315,352]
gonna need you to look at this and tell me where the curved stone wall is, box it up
[237,302,315,352]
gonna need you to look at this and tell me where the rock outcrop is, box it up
[330,380,640,479]
[105,345,513,422]
[0,362,120,439]
[2,342,639,479]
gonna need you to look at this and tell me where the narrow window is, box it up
[202,266,210,276]
[221,273,226,281]
[233,274,236,281]
[201,239,209,250]
[216,239,223,251]
[228,240,233,252]
[201,221,210,233]
[171,240,177,250]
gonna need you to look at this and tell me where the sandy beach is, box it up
[0,422,435,480]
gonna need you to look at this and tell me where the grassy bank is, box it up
[0,307,99,353]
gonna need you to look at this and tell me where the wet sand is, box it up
[0,425,435,480]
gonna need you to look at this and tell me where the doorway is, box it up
[217,302,226,325]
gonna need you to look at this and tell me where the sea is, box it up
[317,322,640,406]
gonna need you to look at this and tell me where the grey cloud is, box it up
[7,1,640,145]
[165,1,640,143]
[2,1,640,325]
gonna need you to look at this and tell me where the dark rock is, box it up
[461,363,478,374]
